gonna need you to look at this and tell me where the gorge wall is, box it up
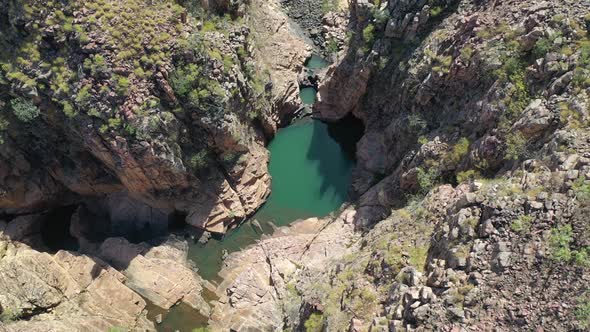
[207,0,590,331]
[1,0,590,331]
[0,0,309,235]
[0,0,309,329]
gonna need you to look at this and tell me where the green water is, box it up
[158,119,356,331]
[148,301,208,332]
[305,54,330,70]
[156,54,356,331]
[186,118,355,281]
[300,87,317,104]
[299,54,330,105]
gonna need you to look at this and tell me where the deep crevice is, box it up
[325,113,365,161]
[40,205,79,252]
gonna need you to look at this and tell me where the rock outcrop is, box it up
[0,231,154,332]
[0,215,216,331]
[247,0,312,129]
[206,0,590,330]
[0,0,312,234]
[209,209,359,330]
[98,237,210,316]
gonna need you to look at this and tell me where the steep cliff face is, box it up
[0,0,311,328]
[207,0,590,330]
[0,0,308,234]
[316,0,590,224]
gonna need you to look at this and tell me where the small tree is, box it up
[10,98,39,122]
[304,313,324,332]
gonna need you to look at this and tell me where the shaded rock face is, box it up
[313,0,375,122]
[247,0,312,130]
[0,0,313,234]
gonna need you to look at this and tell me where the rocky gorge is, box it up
[1,0,590,331]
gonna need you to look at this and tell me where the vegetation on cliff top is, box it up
[0,0,271,177]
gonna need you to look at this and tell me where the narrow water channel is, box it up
[157,55,362,331]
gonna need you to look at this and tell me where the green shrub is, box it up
[504,132,527,161]
[75,84,92,105]
[373,8,390,25]
[208,49,222,61]
[574,248,590,267]
[510,215,533,233]
[326,38,339,55]
[321,0,339,14]
[113,75,130,96]
[133,67,146,79]
[432,55,453,74]
[108,117,122,129]
[187,150,208,170]
[351,288,378,318]
[578,42,590,67]
[572,177,590,202]
[504,70,530,118]
[201,21,217,32]
[447,137,470,165]
[417,167,438,194]
[62,101,76,118]
[476,27,494,40]
[0,307,20,323]
[456,169,480,184]
[575,295,590,329]
[304,313,324,332]
[559,102,588,129]
[171,64,201,97]
[408,113,427,132]
[549,224,574,262]
[222,55,234,70]
[10,98,40,122]
[572,68,590,88]
[460,45,474,61]
[84,54,109,76]
[430,6,444,17]
[362,24,376,49]
[532,37,552,59]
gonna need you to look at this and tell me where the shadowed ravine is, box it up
[185,116,361,280]
[157,56,364,331]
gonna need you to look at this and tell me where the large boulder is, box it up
[98,237,210,316]
[0,249,154,331]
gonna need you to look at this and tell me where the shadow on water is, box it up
[184,117,363,282]
[325,113,365,161]
[147,301,209,332]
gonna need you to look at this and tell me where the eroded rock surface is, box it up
[98,237,209,316]
[209,209,359,331]
[0,245,154,332]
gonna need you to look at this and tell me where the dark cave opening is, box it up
[40,205,79,252]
